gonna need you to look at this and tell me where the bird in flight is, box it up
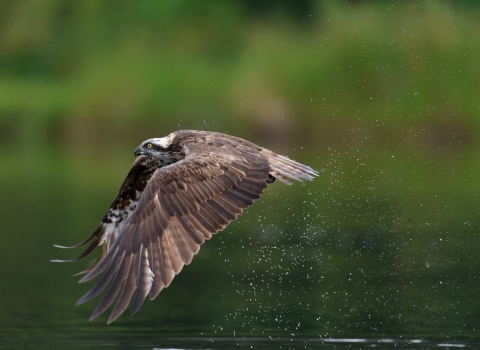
[53,130,317,323]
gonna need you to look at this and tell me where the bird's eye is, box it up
[147,143,153,149]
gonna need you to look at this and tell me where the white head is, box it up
[133,134,175,160]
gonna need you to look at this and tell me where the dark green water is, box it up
[1,151,479,349]
[1,333,477,349]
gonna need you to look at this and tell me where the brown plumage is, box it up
[52,130,317,323]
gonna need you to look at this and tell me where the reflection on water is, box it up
[1,333,475,349]
[151,337,470,349]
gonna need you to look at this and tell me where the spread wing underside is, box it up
[54,134,317,323]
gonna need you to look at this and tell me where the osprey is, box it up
[53,130,317,323]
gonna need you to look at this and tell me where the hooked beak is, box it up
[134,146,145,157]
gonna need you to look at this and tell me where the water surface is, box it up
[1,154,479,348]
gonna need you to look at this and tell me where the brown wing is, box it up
[76,146,276,323]
[177,129,318,185]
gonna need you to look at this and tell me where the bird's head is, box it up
[134,136,174,159]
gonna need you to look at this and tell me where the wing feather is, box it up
[159,194,176,217]
[170,216,194,264]
[267,155,318,182]
[77,254,122,309]
[219,165,244,183]
[230,186,261,200]
[107,257,136,324]
[237,178,268,194]
[51,226,105,263]
[205,199,238,222]
[187,182,211,203]
[190,210,218,236]
[176,215,205,245]
[197,204,226,231]
[198,201,229,227]
[172,190,200,213]
[168,193,191,216]
[163,227,184,274]
[184,213,214,240]
[131,246,154,315]
[89,252,131,320]
[213,194,243,215]
[148,240,164,299]
[159,235,175,286]
[221,189,254,208]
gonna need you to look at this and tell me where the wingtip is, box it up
[75,297,88,306]
[73,270,89,277]
[53,244,73,249]
[50,257,87,264]
[76,290,95,306]
[88,308,103,322]
[129,300,144,317]
[78,274,92,283]
[107,311,122,325]
[88,313,111,324]
[298,169,318,182]
[302,167,319,179]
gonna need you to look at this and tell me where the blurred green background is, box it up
[1,0,480,346]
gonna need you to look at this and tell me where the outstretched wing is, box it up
[58,135,318,324]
